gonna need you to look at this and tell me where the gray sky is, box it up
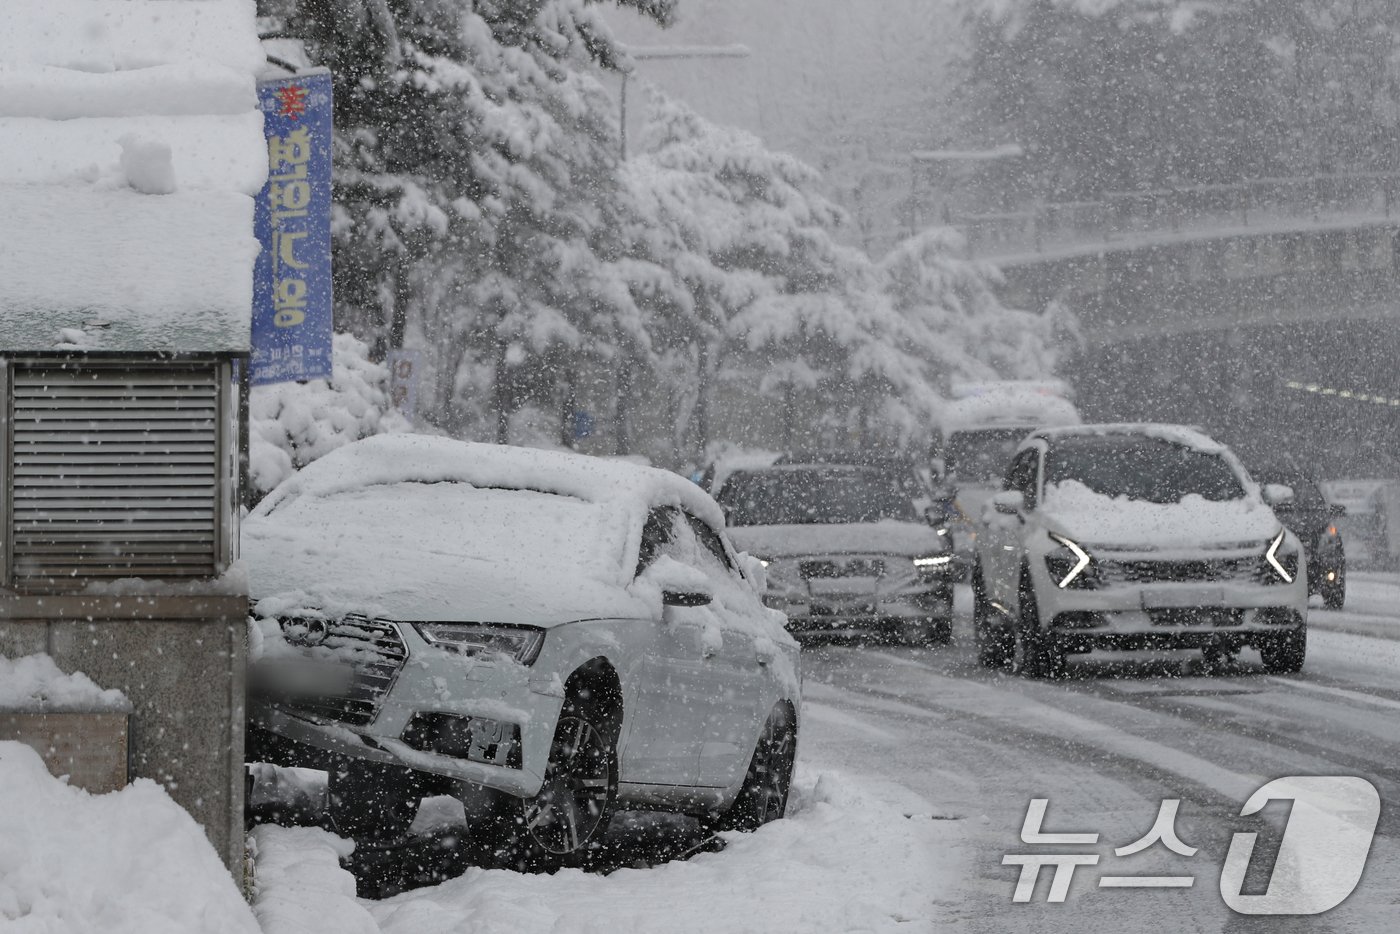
[604,0,961,252]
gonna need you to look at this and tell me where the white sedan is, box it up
[244,435,800,867]
[973,424,1308,676]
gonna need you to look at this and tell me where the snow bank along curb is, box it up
[253,767,960,934]
[0,741,259,934]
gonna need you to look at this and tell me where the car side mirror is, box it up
[991,490,1026,515]
[1329,502,1347,518]
[1263,483,1295,507]
[663,590,712,607]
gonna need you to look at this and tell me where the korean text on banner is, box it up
[252,71,333,385]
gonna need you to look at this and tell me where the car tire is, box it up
[1321,564,1346,609]
[1011,572,1064,679]
[973,566,1010,669]
[709,704,797,833]
[1260,628,1307,674]
[508,694,619,870]
[326,758,425,842]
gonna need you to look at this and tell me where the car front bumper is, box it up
[1031,568,1307,649]
[248,622,563,798]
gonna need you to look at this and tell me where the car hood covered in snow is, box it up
[1041,480,1282,551]
[727,520,947,559]
[244,434,720,625]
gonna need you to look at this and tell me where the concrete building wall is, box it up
[0,593,247,872]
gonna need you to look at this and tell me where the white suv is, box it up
[972,424,1308,676]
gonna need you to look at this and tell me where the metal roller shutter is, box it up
[5,361,227,585]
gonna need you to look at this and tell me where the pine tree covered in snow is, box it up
[249,333,408,496]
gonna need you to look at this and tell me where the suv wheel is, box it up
[1320,564,1346,610]
[974,566,1010,669]
[1260,628,1306,674]
[1011,572,1065,679]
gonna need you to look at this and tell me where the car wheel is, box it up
[326,758,424,842]
[709,704,797,833]
[1260,628,1306,674]
[514,697,619,867]
[1321,564,1346,609]
[974,566,1010,669]
[1012,573,1064,679]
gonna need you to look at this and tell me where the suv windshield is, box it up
[1044,435,1246,503]
[717,467,917,526]
[945,429,1030,483]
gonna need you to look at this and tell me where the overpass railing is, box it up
[954,172,1400,260]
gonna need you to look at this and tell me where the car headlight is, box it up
[414,623,546,665]
[1263,530,1299,584]
[1046,532,1096,589]
[913,554,954,569]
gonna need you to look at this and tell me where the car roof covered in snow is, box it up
[1026,423,1228,454]
[253,434,724,525]
[0,0,266,353]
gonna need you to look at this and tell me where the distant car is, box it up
[973,424,1309,676]
[772,450,956,525]
[1249,463,1346,609]
[244,436,800,864]
[717,463,956,644]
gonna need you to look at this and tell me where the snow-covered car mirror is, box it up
[1263,483,1296,507]
[736,551,769,593]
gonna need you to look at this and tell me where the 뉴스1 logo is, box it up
[1003,776,1380,915]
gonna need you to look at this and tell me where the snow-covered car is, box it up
[716,464,956,644]
[244,435,800,864]
[972,424,1308,676]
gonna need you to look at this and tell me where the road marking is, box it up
[1264,676,1400,713]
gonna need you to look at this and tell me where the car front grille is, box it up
[275,616,407,727]
[1099,556,1258,585]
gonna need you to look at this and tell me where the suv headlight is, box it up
[913,554,954,570]
[414,623,546,664]
[1263,530,1299,584]
[1046,532,1097,589]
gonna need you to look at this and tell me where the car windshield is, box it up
[1044,435,1246,503]
[717,468,917,526]
[945,429,1030,483]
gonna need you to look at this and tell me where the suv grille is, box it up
[276,616,407,726]
[801,558,885,579]
[1100,557,1257,585]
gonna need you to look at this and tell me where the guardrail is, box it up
[951,173,1400,259]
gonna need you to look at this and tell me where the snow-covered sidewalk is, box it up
[252,765,963,934]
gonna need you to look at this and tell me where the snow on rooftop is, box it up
[0,0,266,353]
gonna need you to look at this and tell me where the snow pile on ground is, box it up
[0,741,259,934]
[250,334,409,496]
[0,0,265,352]
[0,654,130,711]
[252,767,956,934]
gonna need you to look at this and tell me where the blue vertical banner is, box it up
[252,70,334,385]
